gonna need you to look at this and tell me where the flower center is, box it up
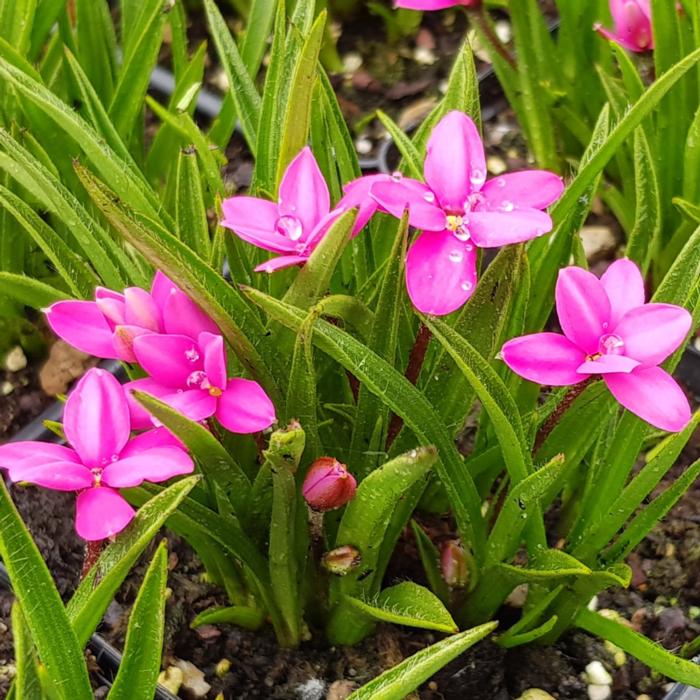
[445,215,463,232]
[186,370,223,397]
[276,215,303,241]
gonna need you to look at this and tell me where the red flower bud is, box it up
[441,539,469,588]
[322,545,361,575]
[302,457,357,511]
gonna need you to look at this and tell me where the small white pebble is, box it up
[342,52,362,73]
[587,685,611,700]
[355,138,373,155]
[1,381,14,396]
[295,678,325,700]
[414,47,437,65]
[487,155,507,176]
[516,690,556,700]
[438,79,449,94]
[4,346,27,372]
[587,596,599,611]
[585,661,612,686]
[494,19,512,43]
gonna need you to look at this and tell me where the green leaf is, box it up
[346,622,498,700]
[73,162,282,402]
[203,0,261,151]
[74,0,116,103]
[673,196,700,223]
[11,602,42,700]
[108,542,168,700]
[376,111,423,179]
[191,605,265,630]
[132,391,252,516]
[495,548,591,584]
[346,582,457,633]
[0,480,92,700]
[282,208,356,309]
[411,521,450,605]
[0,0,36,53]
[109,0,170,139]
[496,585,562,649]
[275,11,326,184]
[577,606,700,685]
[241,0,276,76]
[175,145,212,260]
[66,476,198,647]
[0,272,69,308]
[327,447,437,644]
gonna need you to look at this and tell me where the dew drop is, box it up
[391,171,403,182]
[448,250,463,263]
[496,177,507,189]
[423,191,436,203]
[465,243,474,252]
[598,333,625,356]
[470,169,486,187]
[111,454,119,463]
[276,215,303,241]
[185,347,200,363]
[499,200,514,213]
[460,280,473,292]
[187,370,207,388]
[454,226,470,242]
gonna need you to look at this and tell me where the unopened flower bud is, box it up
[302,457,357,511]
[441,539,469,588]
[322,545,361,575]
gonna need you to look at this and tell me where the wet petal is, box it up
[467,209,553,247]
[120,427,185,457]
[64,368,130,468]
[161,287,219,339]
[577,354,640,375]
[0,442,80,471]
[133,334,203,388]
[555,267,611,354]
[614,303,692,366]
[124,378,173,430]
[339,174,391,233]
[45,300,116,359]
[278,147,330,238]
[600,258,646,327]
[216,378,277,433]
[162,389,218,423]
[370,180,446,231]
[123,288,161,331]
[501,333,586,386]
[102,447,193,488]
[424,111,486,209]
[254,255,309,273]
[605,366,691,432]
[75,487,135,541]
[481,171,564,211]
[405,229,478,316]
[9,462,93,491]
[199,332,227,390]
[300,208,345,252]
[221,196,294,253]
[112,325,152,363]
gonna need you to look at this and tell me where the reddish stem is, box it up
[468,6,517,70]
[386,324,432,450]
[81,539,103,579]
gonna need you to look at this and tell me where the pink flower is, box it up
[221,147,345,273]
[125,332,277,434]
[395,0,480,9]
[45,271,218,362]
[337,173,394,234]
[595,0,653,52]
[441,539,469,588]
[501,260,692,432]
[0,369,194,541]
[370,111,564,315]
[302,457,357,511]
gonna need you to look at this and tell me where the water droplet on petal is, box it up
[496,177,507,188]
[276,215,303,241]
[499,200,514,213]
[448,250,463,263]
[454,225,470,242]
[423,191,436,203]
[470,169,486,188]
[185,347,200,363]
[465,243,474,252]
[599,334,625,356]
[460,280,473,292]
[111,454,119,463]
[187,370,208,388]
[391,171,403,182]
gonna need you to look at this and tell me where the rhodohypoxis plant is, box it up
[502,259,692,432]
[395,0,481,9]
[368,111,563,314]
[0,368,194,540]
[595,0,654,53]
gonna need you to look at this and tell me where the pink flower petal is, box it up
[112,325,152,363]
[124,378,174,429]
[161,389,218,423]
[604,366,691,432]
[0,442,80,470]
[555,267,611,354]
[614,303,692,366]
[576,354,640,375]
[9,462,93,491]
[123,288,161,331]
[150,270,174,311]
[95,295,125,327]
[339,174,391,233]
[75,487,135,541]
[370,180,446,231]
[119,427,184,457]
[216,378,276,433]
[405,229,477,316]
[600,258,646,327]
[467,209,553,247]
[161,287,219,339]
[595,24,642,52]
[254,255,309,273]
[199,332,227,390]
[300,208,345,252]
[424,111,486,210]
[45,301,116,359]
[395,0,476,7]
[95,287,125,303]
[102,447,193,488]
[480,171,564,211]
[64,369,130,468]
[278,147,330,239]
[221,196,294,254]
[501,333,586,386]
[133,334,203,388]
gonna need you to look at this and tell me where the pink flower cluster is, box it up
[0,369,194,540]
